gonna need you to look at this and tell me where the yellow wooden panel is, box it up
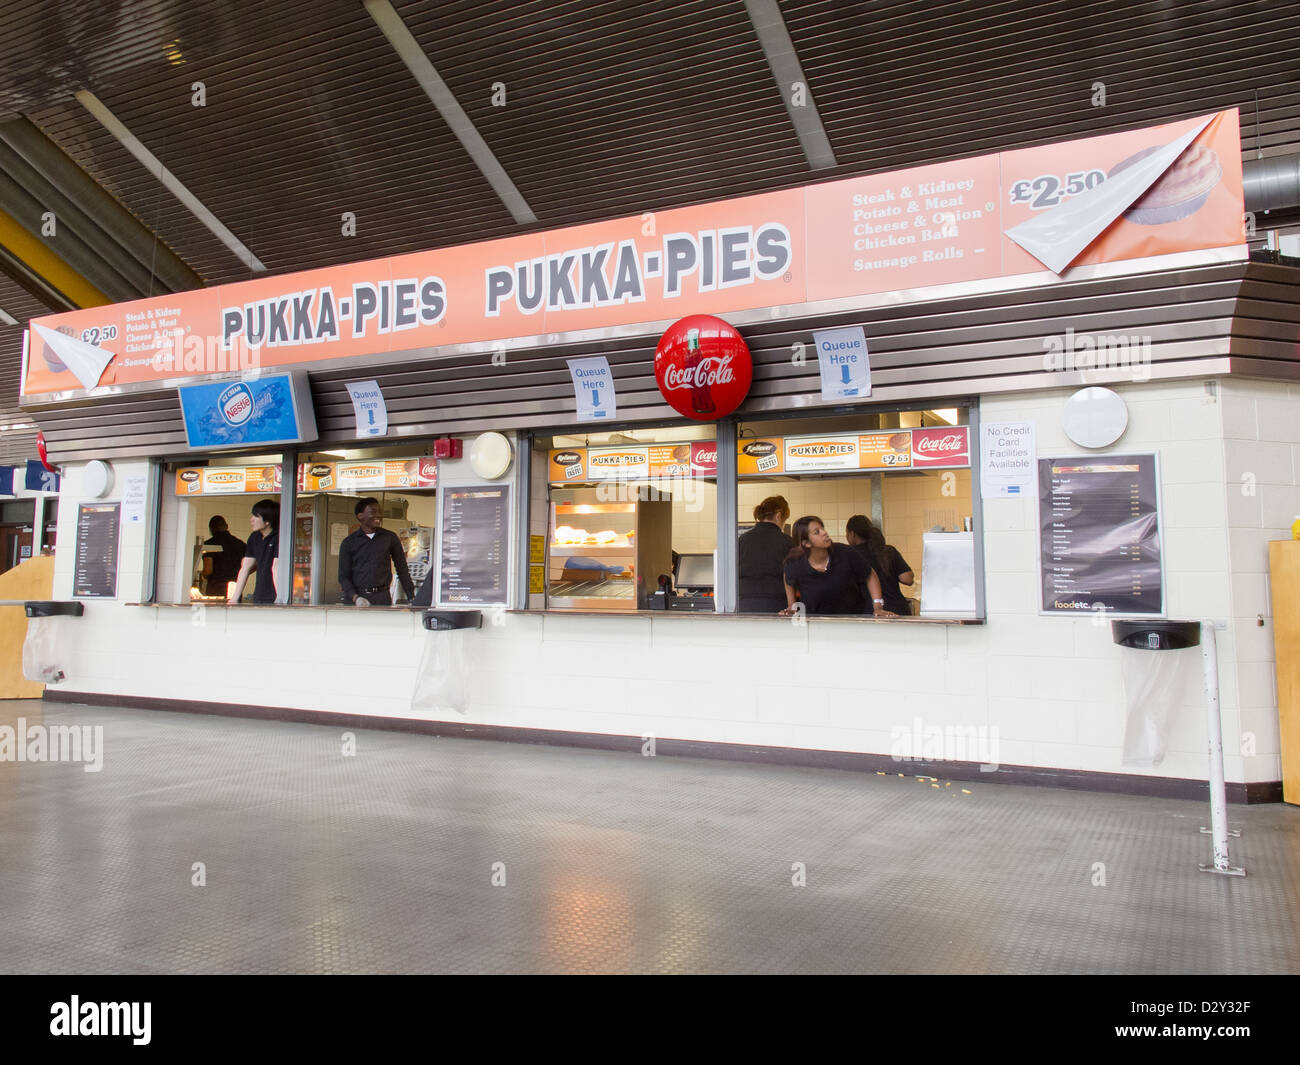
[1269,540,1300,805]
[0,555,56,699]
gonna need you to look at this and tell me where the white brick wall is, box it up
[43,378,1299,788]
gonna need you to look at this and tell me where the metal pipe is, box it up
[1243,154,1300,214]
[1198,620,1244,876]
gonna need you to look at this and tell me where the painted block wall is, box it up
[41,380,1298,788]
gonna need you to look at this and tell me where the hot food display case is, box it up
[547,497,673,611]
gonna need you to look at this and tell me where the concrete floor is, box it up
[1,699,1297,974]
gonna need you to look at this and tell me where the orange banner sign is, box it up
[26,112,1243,399]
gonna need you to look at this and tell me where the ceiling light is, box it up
[75,90,266,272]
[744,0,837,170]
[364,0,537,225]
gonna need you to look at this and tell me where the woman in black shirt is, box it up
[737,495,792,613]
[228,498,281,604]
[846,514,913,616]
[781,515,889,616]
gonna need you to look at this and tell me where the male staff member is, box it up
[203,515,246,597]
[339,497,415,607]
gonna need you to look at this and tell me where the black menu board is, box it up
[1038,454,1162,615]
[74,502,121,599]
[439,484,509,604]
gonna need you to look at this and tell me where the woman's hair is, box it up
[786,514,825,560]
[845,514,873,541]
[251,498,280,530]
[865,524,891,574]
[753,495,789,523]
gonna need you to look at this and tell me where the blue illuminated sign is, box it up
[178,373,317,450]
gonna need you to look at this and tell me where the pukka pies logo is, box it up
[218,382,255,427]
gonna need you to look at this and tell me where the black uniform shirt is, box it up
[244,529,279,604]
[338,527,415,603]
[783,543,872,615]
[204,530,246,594]
[738,521,793,600]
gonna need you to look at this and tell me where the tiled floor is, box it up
[1,699,1297,974]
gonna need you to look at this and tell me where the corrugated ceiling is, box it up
[1,0,1299,463]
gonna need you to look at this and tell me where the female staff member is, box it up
[846,514,914,616]
[738,495,792,613]
[780,515,891,616]
[228,498,283,605]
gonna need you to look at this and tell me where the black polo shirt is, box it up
[244,529,279,604]
[783,543,872,615]
[738,521,793,601]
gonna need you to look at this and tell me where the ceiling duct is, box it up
[1243,155,1300,214]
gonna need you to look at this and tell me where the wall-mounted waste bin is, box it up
[1113,619,1202,766]
[21,601,85,685]
[412,610,483,715]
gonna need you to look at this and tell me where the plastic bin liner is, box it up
[22,616,66,684]
[1119,644,1200,766]
[410,628,469,716]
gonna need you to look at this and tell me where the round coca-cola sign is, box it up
[654,315,752,421]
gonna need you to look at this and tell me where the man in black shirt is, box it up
[338,497,415,607]
[203,515,245,597]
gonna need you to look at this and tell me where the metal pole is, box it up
[1198,620,1244,876]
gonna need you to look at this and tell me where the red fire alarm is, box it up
[434,438,462,459]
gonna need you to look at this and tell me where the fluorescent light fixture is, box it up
[364,0,537,225]
[75,90,266,272]
[0,306,17,326]
[744,0,837,171]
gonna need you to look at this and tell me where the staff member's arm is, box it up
[867,567,889,615]
[895,551,915,587]
[228,557,255,604]
[779,561,799,616]
[389,533,415,601]
[338,536,361,605]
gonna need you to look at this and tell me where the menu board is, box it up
[1038,454,1163,616]
[175,457,437,495]
[74,502,121,599]
[548,442,716,483]
[737,426,969,476]
[439,485,509,604]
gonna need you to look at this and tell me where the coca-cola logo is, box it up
[910,427,970,466]
[915,434,963,453]
[552,450,582,467]
[654,315,752,422]
[743,441,777,457]
[418,458,438,480]
[690,443,718,473]
[661,355,737,392]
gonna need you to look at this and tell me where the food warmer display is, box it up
[547,497,673,611]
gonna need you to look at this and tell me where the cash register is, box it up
[669,553,715,612]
